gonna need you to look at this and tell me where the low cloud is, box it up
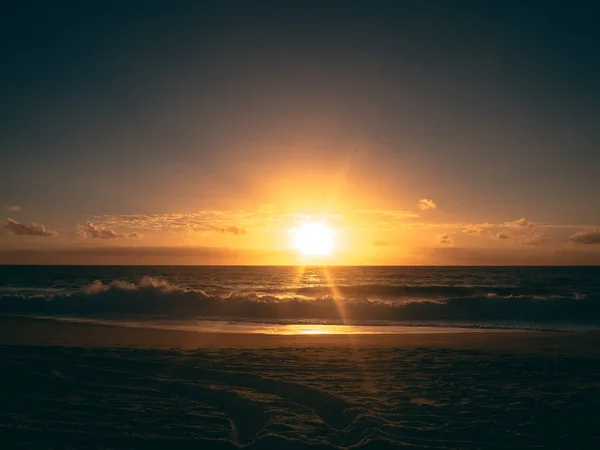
[5,205,21,212]
[78,221,140,240]
[2,218,57,237]
[439,233,454,245]
[462,225,484,236]
[79,221,119,239]
[505,218,534,228]
[417,199,437,211]
[221,226,246,235]
[568,230,600,245]
[463,221,547,245]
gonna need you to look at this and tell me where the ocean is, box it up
[1,265,599,333]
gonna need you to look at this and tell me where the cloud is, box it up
[398,219,592,233]
[568,230,600,245]
[78,221,140,240]
[462,221,548,245]
[2,218,58,237]
[417,199,437,211]
[79,221,119,239]
[221,226,246,235]
[504,218,534,228]
[439,233,454,245]
[462,225,484,236]
[5,205,21,212]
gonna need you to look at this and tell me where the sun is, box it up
[292,222,334,256]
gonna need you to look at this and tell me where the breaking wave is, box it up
[280,283,574,299]
[1,276,599,324]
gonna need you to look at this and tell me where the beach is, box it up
[2,316,600,449]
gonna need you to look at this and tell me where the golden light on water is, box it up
[264,325,377,335]
[298,328,332,335]
[259,324,484,335]
[265,325,339,335]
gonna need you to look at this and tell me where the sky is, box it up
[1,0,599,265]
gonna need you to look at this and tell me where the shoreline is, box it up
[2,315,600,354]
[21,314,542,335]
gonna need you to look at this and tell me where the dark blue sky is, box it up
[1,0,599,228]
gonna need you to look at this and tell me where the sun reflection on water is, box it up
[263,324,374,335]
[297,328,331,335]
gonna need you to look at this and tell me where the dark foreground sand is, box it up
[2,317,600,449]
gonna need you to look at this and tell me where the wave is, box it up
[281,284,573,299]
[0,277,598,323]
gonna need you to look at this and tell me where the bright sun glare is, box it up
[292,222,334,256]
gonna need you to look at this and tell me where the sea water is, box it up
[1,265,599,333]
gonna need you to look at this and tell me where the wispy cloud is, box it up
[5,205,21,212]
[94,210,332,235]
[360,219,591,235]
[568,230,600,245]
[417,199,437,211]
[2,218,57,237]
[457,218,548,245]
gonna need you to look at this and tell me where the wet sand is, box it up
[2,315,600,353]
